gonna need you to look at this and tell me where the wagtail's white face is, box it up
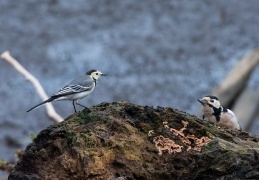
[198,95,220,108]
[87,70,107,80]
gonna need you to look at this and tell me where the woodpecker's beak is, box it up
[198,99,207,105]
[101,73,107,76]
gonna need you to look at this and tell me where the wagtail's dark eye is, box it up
[210,100,214,103]
[96,73,99,75]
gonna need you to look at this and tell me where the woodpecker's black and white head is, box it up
[198,95,241,130]
[198,95,221,109]
[86,70,107,80]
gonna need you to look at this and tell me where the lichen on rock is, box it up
[8,102,259,180]
[150,120,212,156]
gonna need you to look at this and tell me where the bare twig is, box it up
[1,51,63,123]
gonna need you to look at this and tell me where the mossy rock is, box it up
[8,102,259,180]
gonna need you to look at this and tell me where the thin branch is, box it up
[1,51,63,123]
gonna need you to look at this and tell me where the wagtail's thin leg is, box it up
[73,100,77,113]
[75,101,88,109]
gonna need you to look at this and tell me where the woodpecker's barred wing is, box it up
[52,75,95,97]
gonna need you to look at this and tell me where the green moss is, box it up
[29,133,37,141]
[81,111,99,123]
[64,127,97,149]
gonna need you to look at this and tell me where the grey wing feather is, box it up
[53,75,95,96]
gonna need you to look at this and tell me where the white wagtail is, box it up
[198,95,241,130]
[27,69,107,113]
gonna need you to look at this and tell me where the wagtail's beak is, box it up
[101,73,107,76]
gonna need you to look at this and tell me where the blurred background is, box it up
[0,0,259,175]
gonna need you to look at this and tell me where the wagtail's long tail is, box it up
[27,97,56,112]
